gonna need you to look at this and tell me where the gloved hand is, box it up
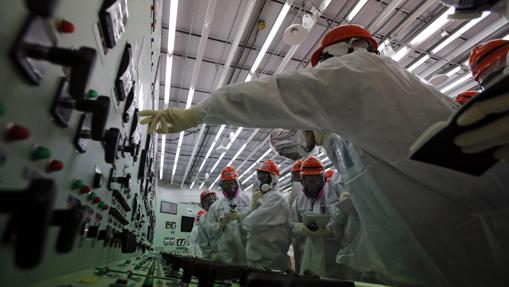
[218,216,229,228]
[339,191,350,202]
[454,93,509,161]
[297,224,314,237]
[250,191,263,210]
[224,210,240,222]
[138,106,204,134]
[338,192,355,214]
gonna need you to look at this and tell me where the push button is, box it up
[5,124,30,141]
[31,146,51,160]
[47,160,64,172]
[57,19,75,33]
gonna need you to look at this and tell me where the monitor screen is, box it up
[180,216,195,232]
[160,201,177,214]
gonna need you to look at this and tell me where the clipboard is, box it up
[410,74,508,176]
[303,212,330,229]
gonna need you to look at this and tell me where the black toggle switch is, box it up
[51,206,86,253]
[86,225,100,238]
[112,190,131,212]
[0,178,57,268]
[19,44,96,98]
[109,207,129,226]
[74,113,121,164]
[52,77,110,131]
[26,0,61,17]
[103,128,121,164]
[121,229,137,254]
[93,169,104,189]
[56,91,110,139]
[72,98,111,140]
[108,168,131,190]
[118,137,139,158]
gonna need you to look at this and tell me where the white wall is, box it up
[153,183,203,251]
[157,183,203,203]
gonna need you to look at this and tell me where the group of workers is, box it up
[141,8,509,286]
[188,158,363,279]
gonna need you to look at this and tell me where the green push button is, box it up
[72,179,85,190]
[87,192,97,201]
[87,89,99,99]
[31,146,51,161]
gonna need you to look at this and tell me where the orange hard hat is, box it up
[220,166,238,181]
[311,24,378,67]
[301,156,324,176]
[454,90,479,105]
[291,160,303,173]
[468,39,509,82]
[325,169,335,181]
[256,159,280,177]
[200,189,214,200]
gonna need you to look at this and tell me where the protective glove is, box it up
[138,106,204,134]
[218,216,229,228]
[338,192,355,214]
[454,93,509,161]
[224,210,240,222]
[339,191,350,202]
[297,224,314,238]
[250,191,263,210]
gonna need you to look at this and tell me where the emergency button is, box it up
[5,124,30,141]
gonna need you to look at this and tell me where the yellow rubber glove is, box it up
[138,106,204,134]
[297,224,314,237]
[454,93,509,161]
[250,191,263,210]
[224,210,240,222]
[218,216,229,229]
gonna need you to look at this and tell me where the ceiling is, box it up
[157,0,509,193]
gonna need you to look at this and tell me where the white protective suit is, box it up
[242,189,291,271]
[195,213,218,260]
[194,50,509,286]
[323,138,388,281]
[188,224,203,258]
[289,190,342,278]
[288,181,303,208]
[202,193,250,265]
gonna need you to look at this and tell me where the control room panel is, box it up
[0,0,160,285]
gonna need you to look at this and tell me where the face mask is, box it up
[221,180,239,200]
[302,175,326,199]
[256,171,272,193]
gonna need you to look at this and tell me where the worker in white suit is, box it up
[201,166,249,265]
[189,209,207,258]
[289,156,342,278]
[140,24,509,286]
[195,190,218,260]
[241,160,291,271]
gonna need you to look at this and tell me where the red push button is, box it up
[93,196,101,204]
[80,185,92,194]
[5,124,30,141]
[98,201,109,210]
[47,160,64,172]
[57,19,75,33]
